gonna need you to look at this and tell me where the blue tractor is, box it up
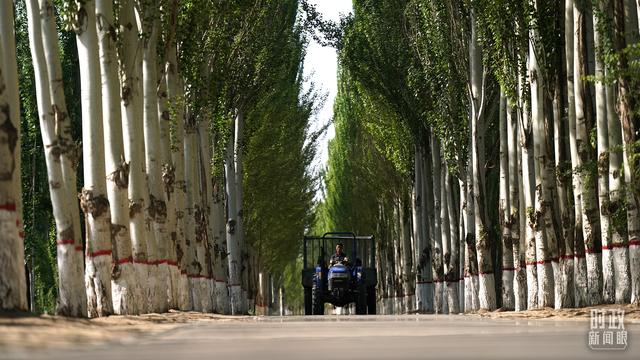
[302,232,377,315]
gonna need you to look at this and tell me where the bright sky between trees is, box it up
[303,0,353,169]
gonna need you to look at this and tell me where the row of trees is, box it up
[1,0,318,317]
[318,0,640,313]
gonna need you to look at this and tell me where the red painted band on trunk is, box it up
[16,219,20,226]
[180,270,187,275]
[167,260,179,267]
[602,243,632,250]
[416,280,432,284]
[478,270,493,275]
[19,231,25,238]
[629,240,640,247]
[0,203,17,211]
[559,254,576,260]
[56,239,75,245]
[215,279,227,283]
[116,256,133,265]
[501,267,517,271]
[87,249,112,258]
[75,245,83,252]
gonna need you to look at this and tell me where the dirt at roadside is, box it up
[469,303,640,321]
[0,310,250,349]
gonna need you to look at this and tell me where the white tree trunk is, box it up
[27,0,86,317]
[196,119,214,313]
[94,0,137,315]
[443,163,459,313]
[213,176,230,314]
[529,29,555,308]
[142,13,170,313]
[616,0,640,305]
[165,49,190,310]
[574,0,603,305]
[518,66,538,309]
[421,148,435,312]
[463,169,479,312]
[508,100,526,311]
[119,0,148,314]
[157,62,178,310]
[565,0,589,307]
[430,133,444,313]
[234,110,248,313]
[0,0,27,311]
[225,114,242,314]
[412,145,429,312]
[605,71,631,304]
[499,92,515,310]
[73,0,113,317]
[553,74,574,309]
[593,6,614,304]
[470,11,496,310]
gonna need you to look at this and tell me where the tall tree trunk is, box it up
[157,63,178,311]
[234,110,248,313]
[413,144,430,312]
[443,163,460,313]
[119,0,148,314]
[614,0,640,305]
[574,0,603,305]
[196,119,214,312]
[225,114,242,314]
[74,0,113,317]
[566,0,589,307]
[605,68,630,303]
[593,4,614,304]
[95,0,137,314]
[499,92,515,310]
[469,11,496,310]
[142,12,169,313]
[463,165,479,312]
[519,66,538,309]
[213,174,230,314]
[27,0,86,317]
[421,146,435,312]
[430,134,444,313]
[0,0,26,312]
[529,28,556,308]
[553,69,574,309]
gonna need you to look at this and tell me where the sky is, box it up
[303,0,353,170]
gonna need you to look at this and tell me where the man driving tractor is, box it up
[330,243,349,266]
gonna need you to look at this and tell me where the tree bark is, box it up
[119,0,149,313]
[225,114,242,314]
[443,163,460,313]
[95,0,137,315]
[430,133,444,313]
[142,11,170,313]
[499,91,515,310]
[73,0,113,317]
[614,0,640,305]
[469,10,496,310]
[0,0,28,312]
[574,0,603,305]
[593,4,614,304]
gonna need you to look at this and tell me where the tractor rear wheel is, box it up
[367,286,376,314]
[355,286,367,315]
[312,282,324,315]
[304,287,312,315]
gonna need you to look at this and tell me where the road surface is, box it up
[3,314,639,360]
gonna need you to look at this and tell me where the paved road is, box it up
[3,315,639,360]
